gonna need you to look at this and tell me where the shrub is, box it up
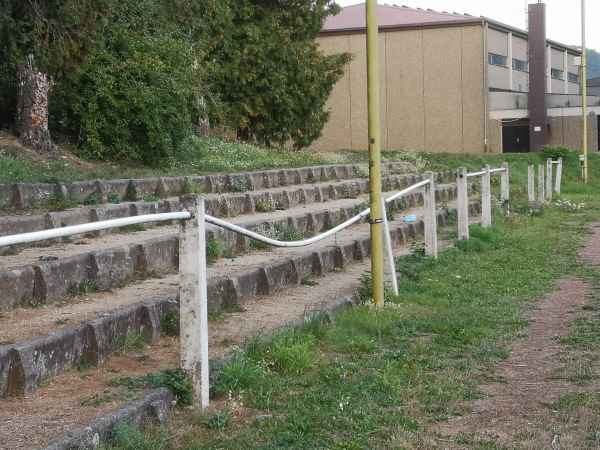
[51,0,200,167]
[541,144,572,161]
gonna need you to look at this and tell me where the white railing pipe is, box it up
[555,157,563,193]
[545,158,553,201]
[457,167,469,240]
[528,165,535,203]
[538,164,545,201]
[179,195,210,408]
[383,179,430,204]
[481,165,492,228]
[380,196,398,296]
[0,212,191,248]
[500,162,510,204]
[424,171,438,258]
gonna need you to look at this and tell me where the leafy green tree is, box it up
[51,0,202,167]
[203,0,352,149]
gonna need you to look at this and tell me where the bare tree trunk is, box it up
[17,54,57,154]
[197,95,211,137]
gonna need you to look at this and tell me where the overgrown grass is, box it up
[146,153,599,449]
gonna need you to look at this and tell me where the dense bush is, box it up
[51,1,200,167]
[541,144,572,161]
[2,0,350,165]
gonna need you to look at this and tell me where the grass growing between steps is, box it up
[93,155,600,449]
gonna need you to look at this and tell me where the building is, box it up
[313,3,600,153]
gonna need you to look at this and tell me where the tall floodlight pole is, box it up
[366,0,384,307]
[581,0,588,183]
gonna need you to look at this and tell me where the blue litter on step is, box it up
[404,214,417,222]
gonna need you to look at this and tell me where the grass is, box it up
[3,134,600,447]
[103,151,600,449]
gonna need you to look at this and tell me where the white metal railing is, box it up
[0,172,442,409]
[527,157,563,203]
[0,212,192,247]
[457,163,509,240]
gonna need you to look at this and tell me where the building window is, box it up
[512,59,527,72]
[488,53,507,67]
[567,72,578,83]
[551,68,563,80]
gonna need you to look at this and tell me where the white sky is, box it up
[334,1,600,52]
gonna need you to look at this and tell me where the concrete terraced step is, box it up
[0,164,483,449]
[0,163,423,211]
[0,170,456,238]
[0,199,482,400]
[0,176,468,310]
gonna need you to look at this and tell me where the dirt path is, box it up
[436,223,600,449]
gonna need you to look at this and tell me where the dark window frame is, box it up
[512,58,527,72]
[488,53,507,67]
[551,68,564,80]
[567,72,578,83]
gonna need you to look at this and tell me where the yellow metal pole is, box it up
[366,0,384,307]
[581,0,588,183]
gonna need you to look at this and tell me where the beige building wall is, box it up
[316,35,353,150]
[315,24,486,153]
[487,119,503,153]
[385,30,425,151]
[548,116,599,151]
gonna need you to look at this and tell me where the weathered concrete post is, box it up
[457,167,469,240]
[380,196,398,296]
[179,194,209,408]
[528,165,535,203]
[424,171,438,258]
[500,162,510,203]
[538,165,545,201]
[545,158,553,201]
[555,157,563,194]
[481,165,492,228]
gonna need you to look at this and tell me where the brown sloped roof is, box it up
[322,3,480,33]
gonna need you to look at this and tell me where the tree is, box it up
[0,0,114,150]
[203,0,352,149]
[51,0,203,167]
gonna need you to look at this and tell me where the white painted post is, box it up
[555,157,563,194]
[528,165,535,203]
[457,167,469,240]
[179,194,210,408]
[424,171,438,258]
[538,164,545,201]
[545,158,553,201]
[500,162,510,205]
[481,165,492,228]
[380,196,398,296]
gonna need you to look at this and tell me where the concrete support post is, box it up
[500,162,510,204]
[528,165,535,203]
[481,165,492,228]
[545,158,553,201]
[555,158,563,194]
[179,194,209,408]
[380,196,398,296]
[538,165,545,201]
[457,167,469,240]
[424,171,438,258]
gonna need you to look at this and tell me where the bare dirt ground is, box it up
[436,223,600,449]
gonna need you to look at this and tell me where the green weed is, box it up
[45,191,78,211]
[119,224,146,232]
[110,333,147,353]
[161,306,180,336]
[213,353,265,394]
[255,196,276,213]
